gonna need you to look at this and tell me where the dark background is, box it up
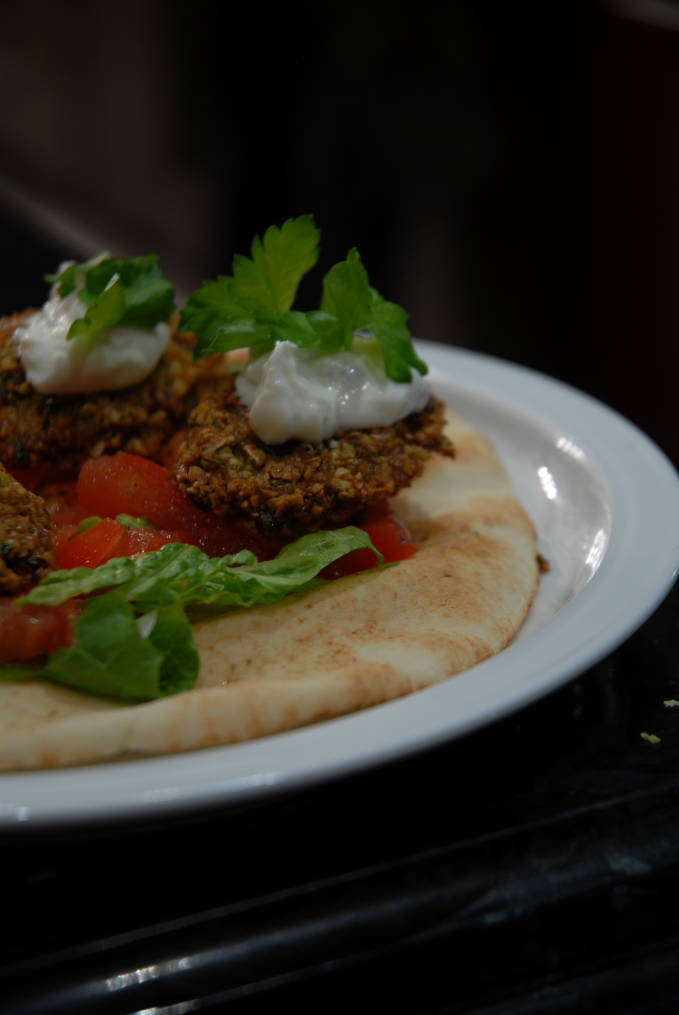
[2,4,679,1010]
[1,0,677,461]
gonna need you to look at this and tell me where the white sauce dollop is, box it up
[12,270,171,395]
[235,339,430,444]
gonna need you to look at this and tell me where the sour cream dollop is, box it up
[235,339,430,444]
[12,272,171,395]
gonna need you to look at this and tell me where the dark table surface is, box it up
[1,579,679,1015]
[1,203,679,1015]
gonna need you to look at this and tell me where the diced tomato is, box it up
[364,517,418,562]
[53,524,81,555]
[76,452,280,559]
[322,504,417,579]
[116,527,176,556]
[0,600,77,663]
[50,502,88,528]
[182,517,281,560]
[77,453,192,529]
[55,518,127,570]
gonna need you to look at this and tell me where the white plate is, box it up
[2,342,679,829]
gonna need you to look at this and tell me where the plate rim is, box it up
[2,342,679,830]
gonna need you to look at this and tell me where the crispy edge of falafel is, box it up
[0,310,234,471]
[173,391,453,540]
[0,462,55,593]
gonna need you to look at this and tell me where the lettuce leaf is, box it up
[18,528,380,610]
[3,593,198,701]
[6,528,382,701]
[45,593,199,700]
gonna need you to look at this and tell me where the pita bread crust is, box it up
[0,410,539,771]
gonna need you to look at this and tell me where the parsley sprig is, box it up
[46,253,175,341]
[180,216,427,382]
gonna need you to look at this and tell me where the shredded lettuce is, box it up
[4,528,381,701]
[180,216,427,383]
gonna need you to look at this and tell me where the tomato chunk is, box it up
[0,600,77,663]
[117,528,176,557]
[322,504,417,579]
[181,517,281,560]
[363,517,418,563]
[55,518,127,570]
[76,452,280,559]
[77,453,192,530]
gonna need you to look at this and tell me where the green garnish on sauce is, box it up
[1,528,382,702]
[180,215,427,383]
[45,253,175,341]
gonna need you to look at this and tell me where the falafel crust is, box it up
[173,391,453,540]
[0,310,233,471]
[0,462,54,593]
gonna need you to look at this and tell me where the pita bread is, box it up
[0,410,539,771]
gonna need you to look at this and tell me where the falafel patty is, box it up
[173,391,453,540]
[0,462,54,593]
[0,310,233,472]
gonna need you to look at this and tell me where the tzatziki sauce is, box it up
[12,269,171,395]
[235,339,430,444]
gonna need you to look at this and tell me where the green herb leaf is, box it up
[181,216,320,359]
[319,248,372,350]
[77,516,103,533]
[48,254,175,341]
[18,528,381,611]
[7,528,381,702]
[231,215,320,313]
[44,252,103,296]
[67,275,126,340]
[368,289,429,382]
[141,600,200,695]
[116,514,155,530]
[180,217,427,382]
[0,665,45,682]
[42,591,198,700]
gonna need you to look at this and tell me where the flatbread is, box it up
[0,410,539,771]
